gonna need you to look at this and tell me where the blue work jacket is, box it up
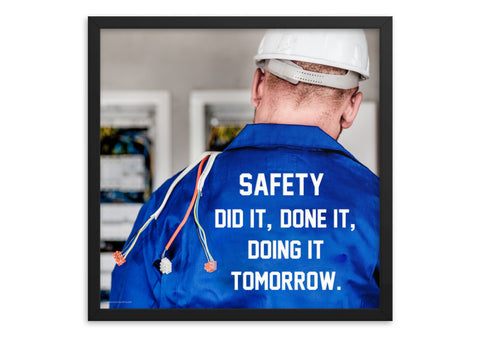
[110,124,379,309]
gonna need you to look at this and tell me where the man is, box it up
[110,29,379,309]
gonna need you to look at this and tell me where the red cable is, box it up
[164,155,209,252]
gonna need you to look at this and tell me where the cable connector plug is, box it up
[204,260,217,273]
[160,257,172,274]
[113,251,126,266]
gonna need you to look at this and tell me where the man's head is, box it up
[251,29,369,140]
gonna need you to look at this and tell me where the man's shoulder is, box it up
[218,145,378,183]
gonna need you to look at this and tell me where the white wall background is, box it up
[1,2,479,347]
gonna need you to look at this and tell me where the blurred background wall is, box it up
[101,29,379,174]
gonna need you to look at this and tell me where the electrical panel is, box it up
[100,91,171,308]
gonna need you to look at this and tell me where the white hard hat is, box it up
[254,29,370,89]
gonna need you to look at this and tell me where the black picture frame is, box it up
[88,16,392,321]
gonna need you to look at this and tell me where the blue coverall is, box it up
[110,124,379,308]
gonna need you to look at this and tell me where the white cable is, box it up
[152,151,220,220]
[197,152,220,192]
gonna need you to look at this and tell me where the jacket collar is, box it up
[225,123,359,163]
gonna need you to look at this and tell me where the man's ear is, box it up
[340,90,363,129]
[251,68,265,108]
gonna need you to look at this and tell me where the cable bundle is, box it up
[114,152,220,275]
[194,192,217,272]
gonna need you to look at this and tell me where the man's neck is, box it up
[254,106,341,140]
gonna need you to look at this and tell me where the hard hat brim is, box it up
[255,54,369,80]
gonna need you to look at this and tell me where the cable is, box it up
[162,155,208,254]
[152,152,218,220]
[113,154,213,266]
[123,215,155,258]
[114,152,219,274]
[160,154,218,273]
[193,193,214,262]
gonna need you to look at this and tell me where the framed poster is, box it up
[88,16,392,321]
